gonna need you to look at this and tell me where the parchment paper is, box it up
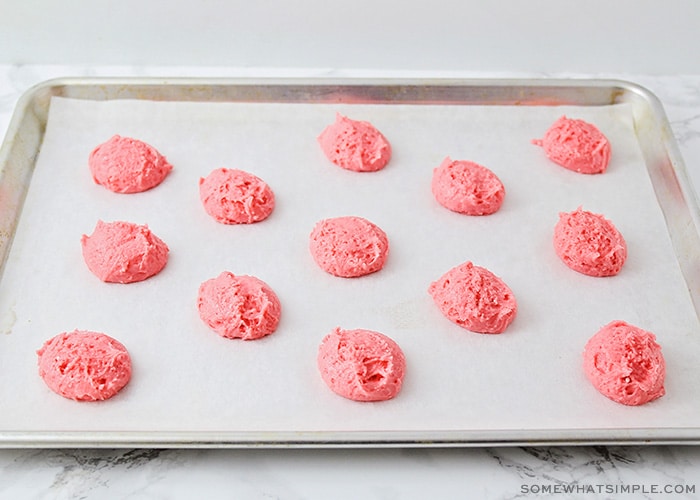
[0,96,698,436]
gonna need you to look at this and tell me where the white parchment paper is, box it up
[1,96,699,437]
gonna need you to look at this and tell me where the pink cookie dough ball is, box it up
[37,330,132,401]
[317,327,406,402]
[431,157,505,215]
[309,216,389,278]
[89,135,173,193]
[428,261,517,334]
[81,220,169,284]
[199,168,275,224]
[317,113,392,172]
[532,116,611,174]
[583,320,665,406]
[553,207,627,277]
[197,272,281,340]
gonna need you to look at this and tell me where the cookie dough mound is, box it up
[431,157,505,215]
[583,320,666,406]
[89,135,173,193]
[199,168,275,224]
[317,113,391,172]
[428,261,517,334]
[37,330,132,401]
[554,207,627,277]
[81,220,169,283]
[532,116,611,174]
[309,216,389,278]
[317,327,406,402]
[197,272,281,340]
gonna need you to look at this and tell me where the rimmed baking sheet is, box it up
[0,78,699,447]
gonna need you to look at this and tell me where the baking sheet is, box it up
[1,84,700,446]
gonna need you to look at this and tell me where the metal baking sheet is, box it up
[0,78,699,448]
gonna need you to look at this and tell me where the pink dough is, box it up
[532,116,611,174]
[317,327,406,402]
[197,272,281,340]
[317,113,391,172]
[431,157,505,215]
[583,320,666,406]
[554,207,626,277]
[428,261,517,334]
[81,220,169,284]
[309,216,389,278]
[199,168,275,224]
[89,135,173,193]
[37,330,132,401]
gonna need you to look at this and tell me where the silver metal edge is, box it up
[1,427,699,449]
[0,79,54,280]
[18,76,636,106]
[617,79,700,231]
[612,80,700,320]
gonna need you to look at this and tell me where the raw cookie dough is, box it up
[317,113,392,172]
[583,320,666,406]
[89,135,173,193]
[81,220,169,284]
[197,272,281,340]
[309,216,389,278]
[554,207,627,277]
[428,261,517,334]
[317,327,406,402]
[199,168,275,224]
[532,116,611,174]
[37,330,132,401]
[431,157,505,215]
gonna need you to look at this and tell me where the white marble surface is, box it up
[1,66,700,499]
[3,2,700,74]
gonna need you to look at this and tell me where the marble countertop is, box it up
[1,66,699,499]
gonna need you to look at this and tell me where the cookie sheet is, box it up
[1,89,699,445]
